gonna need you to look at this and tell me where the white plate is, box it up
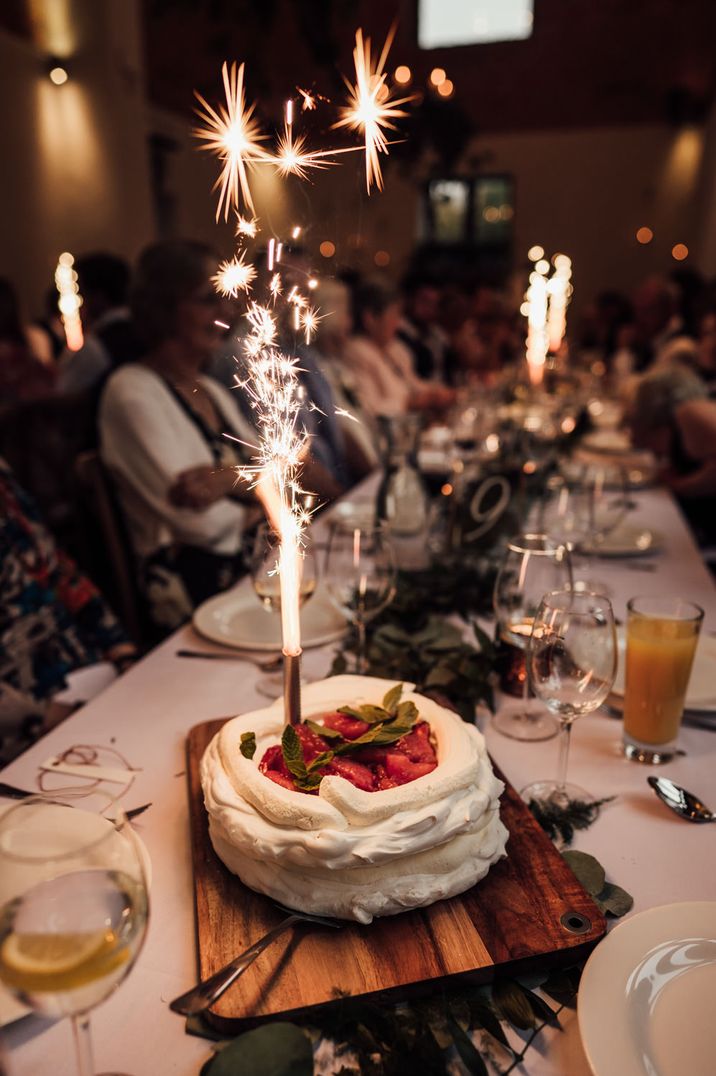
[578,902,716,1076]
[580,522,663,557]
[193,584,347,651]
[611,629,716,712]
[581,429,632,454]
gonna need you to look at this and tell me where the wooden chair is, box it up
[74,451,146,647]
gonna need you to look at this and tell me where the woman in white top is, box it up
[343,278,454,420]
[100,240,258,631]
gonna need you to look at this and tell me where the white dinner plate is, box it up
[611,629,716,713]
[578,902,716,1076]
[193,584,347,651]
[581,429,633,454]
[580,522,663,557]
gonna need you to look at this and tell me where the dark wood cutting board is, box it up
[186,719,606,1032]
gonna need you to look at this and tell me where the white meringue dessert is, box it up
[201,675,508,924]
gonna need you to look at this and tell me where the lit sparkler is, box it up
[547,254,573,354]
[196,30,411,724]
[334,27,412,192]
[523,260,549,388]
[54,252,84,351]
[212,253,257,297]
[194,61,268,218]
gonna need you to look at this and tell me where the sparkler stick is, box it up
[196,28,410,724]
[54,252,84,351]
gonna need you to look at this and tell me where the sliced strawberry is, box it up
[385,752,437,784]
[294,724,331,761]
[263,769,297,791]
[350,745,390,765]
[374,765,400,790]
[319,711,371,740]
[259,744,289,776]
[327,757,375,791]
[395,721,437,764]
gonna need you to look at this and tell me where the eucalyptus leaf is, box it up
[521,987,561,1029]
[201,1023,312,1076]
[540,969,579,1008]
[492,980,537,1030]
[447,1016,489,1076]
[594,881,634,917]
[562,850,606,896]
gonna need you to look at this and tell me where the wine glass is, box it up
[0,796,149,1076]
[492,534,573,741]
[522,589,617,805]
[250,523,318,699]
[324,524,397,673]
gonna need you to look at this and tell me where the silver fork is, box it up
[169,907,343,1016]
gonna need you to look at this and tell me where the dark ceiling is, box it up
[143,0,716,133]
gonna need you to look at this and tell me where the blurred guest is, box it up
[0,277,55,405]
[615,277,694,376]
[694,306,716,394]
[312,278,379,472]
[32,286,66,363]
[629,366,716,543]
[439,289,487,385]
[578,290,633,367]
[57,253,141,393]
[0,457,136,765]
[397,275,449,379]
[344,278,454,419]
[99,240,260,631]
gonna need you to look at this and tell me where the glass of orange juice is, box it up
[623,597,704,763]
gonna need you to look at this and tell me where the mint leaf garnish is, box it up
[281,724,308,781]
[382,683,403,715]
[306,720,343,740]
[240,731,256,760]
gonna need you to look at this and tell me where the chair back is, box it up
[74,451,145,646]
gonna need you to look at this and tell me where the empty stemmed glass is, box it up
[0,795,149,1076]
[250,522,318,698]
[493,534,573,741]
[324,523,396,673]
[522,589,617,805]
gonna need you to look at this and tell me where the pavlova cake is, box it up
[201,675,508,923]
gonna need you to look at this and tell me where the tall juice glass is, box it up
[623,597,704,763]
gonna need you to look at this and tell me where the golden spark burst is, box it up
[297,88,316,111]
[299,305,323,344]
[236,215,259,238]
[269,272,283,300]
[274,129,332,181]
[194,61,268,219]
[333,26,412,193]
[212,253,257,297]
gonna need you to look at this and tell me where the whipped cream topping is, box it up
[201,675,508,922]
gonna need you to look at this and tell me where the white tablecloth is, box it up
[2,487,716,1075]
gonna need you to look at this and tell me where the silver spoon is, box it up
[648,776,716,823]
[169,906,343,1016]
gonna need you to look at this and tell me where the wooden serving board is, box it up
[186,719,606,1032]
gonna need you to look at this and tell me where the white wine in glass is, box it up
[0,796,149,1076]
[492,533,573,741]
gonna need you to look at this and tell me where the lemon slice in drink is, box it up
[0,930,127,992]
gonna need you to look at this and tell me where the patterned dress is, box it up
[0,458,131,761]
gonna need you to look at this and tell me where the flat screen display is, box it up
[418,0,534,49]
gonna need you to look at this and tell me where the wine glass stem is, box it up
[356,618,367,674]
[556,719,573,799]
[72,1013,94,1076]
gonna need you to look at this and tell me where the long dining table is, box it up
[2,482,716,1076]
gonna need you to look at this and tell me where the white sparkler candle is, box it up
[524,267,548,388]
[547,254,573,354]
[54,252,84,351]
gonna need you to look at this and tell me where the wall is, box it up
[0,0,154,317]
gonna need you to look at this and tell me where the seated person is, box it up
[397,274,449,380]
[0,457,136,765]
[57,253,142,394]
[629,366,716,544]
[99,240,261,632]
[343,278,454,419]
[0,278,55,405]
